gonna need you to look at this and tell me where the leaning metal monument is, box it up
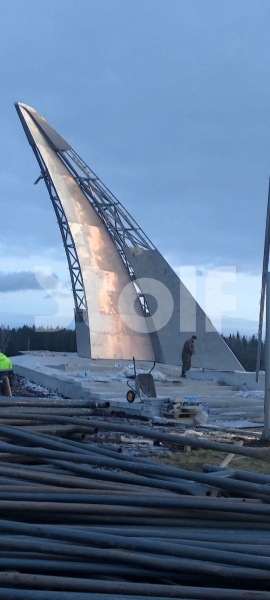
[15,102,243,370]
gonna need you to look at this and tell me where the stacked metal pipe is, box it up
[0,406,268,596]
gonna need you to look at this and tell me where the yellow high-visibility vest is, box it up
[0,353,12,371]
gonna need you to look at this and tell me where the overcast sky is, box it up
[0,0,269,335]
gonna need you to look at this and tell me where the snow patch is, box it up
[121,367,167,381]
[206,419,263,429]
[236,390,264,399]
[24,379,51,394]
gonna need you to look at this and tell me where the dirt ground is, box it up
[151,447,270,475]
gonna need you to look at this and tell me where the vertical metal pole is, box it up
[256,178,270,382]
[262,273,270,440]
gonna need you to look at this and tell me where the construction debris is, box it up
[160,398,209,426]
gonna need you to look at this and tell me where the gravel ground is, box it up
[8,374,61,398]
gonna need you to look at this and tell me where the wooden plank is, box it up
[219,439,244,468]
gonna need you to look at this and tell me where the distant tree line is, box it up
[0,325,265,372]
[1,325,76,356]
[222,332,265,372]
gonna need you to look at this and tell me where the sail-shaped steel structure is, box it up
[15,102,243,370]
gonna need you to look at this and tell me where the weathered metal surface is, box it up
[16,103,154,362]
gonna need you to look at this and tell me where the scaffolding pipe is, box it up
[0,413,269,462]
[0,572,268,599]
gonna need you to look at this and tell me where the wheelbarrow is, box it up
[126,357,156,403]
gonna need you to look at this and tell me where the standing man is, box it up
[181,335,197,378]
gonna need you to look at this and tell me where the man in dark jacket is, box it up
[181,335,197,378]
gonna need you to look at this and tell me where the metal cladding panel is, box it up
[19,106,154,361]
[17,103,70,151]
[125,247,244,371]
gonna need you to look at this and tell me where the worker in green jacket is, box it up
[0,353,12,372]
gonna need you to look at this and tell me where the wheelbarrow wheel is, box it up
[126,390,136,403]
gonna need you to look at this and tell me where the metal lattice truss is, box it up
[60,148,156,315]
[33,144,156,316]
[31,146,87,312]
[16,99,156,317]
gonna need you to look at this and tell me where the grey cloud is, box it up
[0,271,59,293]
[43,290,71,300]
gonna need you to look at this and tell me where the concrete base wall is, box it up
[189,369,264,391]
[13,363,91,401]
